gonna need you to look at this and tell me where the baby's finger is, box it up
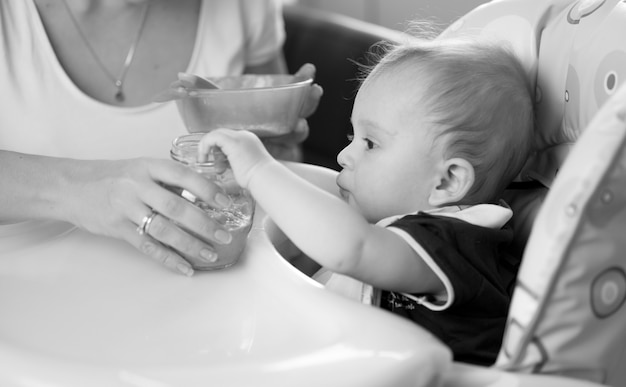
[196,129,245,161]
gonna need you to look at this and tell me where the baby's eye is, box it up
[346,134,376,150]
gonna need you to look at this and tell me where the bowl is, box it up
[175,74,312,137]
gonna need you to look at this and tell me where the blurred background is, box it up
[282,0,491,29]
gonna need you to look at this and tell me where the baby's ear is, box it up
[428,158,475,206]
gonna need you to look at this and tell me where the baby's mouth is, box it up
[336,175,349,202]
[337,184,350,202]
[339,188,348,201]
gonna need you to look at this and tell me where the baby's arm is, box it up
[198,129,444,295]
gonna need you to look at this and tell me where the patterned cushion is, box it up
[442,0,626,384]
[442,0,626,184]
[498,76,626,386]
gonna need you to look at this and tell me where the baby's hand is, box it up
[198,129,275,188]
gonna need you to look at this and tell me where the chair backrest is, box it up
[283,5,404,170]
[441,0,626,384]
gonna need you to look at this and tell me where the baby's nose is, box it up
[336,146,351,169]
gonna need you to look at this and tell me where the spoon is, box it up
[176,72,221,90]
[152,72,220,103]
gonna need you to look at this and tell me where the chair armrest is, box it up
[444,363,608,387]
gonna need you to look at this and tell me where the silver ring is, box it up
[136,210,158,236]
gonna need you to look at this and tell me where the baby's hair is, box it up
[359,31,534,204]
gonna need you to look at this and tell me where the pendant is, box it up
[114,80,124,102]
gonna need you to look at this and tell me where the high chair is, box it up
[0,2,623,386]
[286,0,626,385]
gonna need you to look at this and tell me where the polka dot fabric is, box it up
[441,0,626,385]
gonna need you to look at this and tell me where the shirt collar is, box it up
[376,201,513,229]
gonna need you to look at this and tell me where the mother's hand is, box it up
[67,158,232,276]
[263,63,324,161]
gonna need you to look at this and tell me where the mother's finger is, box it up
[300,83,323,119]
[121,219,194,276]
[142,212,228,269]
[291,119,310,144]
[146,159,231,210]
[140,183,232,247]
[294,63,316,81]
[294,63,323,119]
[265,119,309,146]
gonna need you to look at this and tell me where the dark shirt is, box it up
[380,212,520,366]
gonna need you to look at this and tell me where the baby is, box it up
[198,37,534,366]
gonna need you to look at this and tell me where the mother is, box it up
[0,0,321,275]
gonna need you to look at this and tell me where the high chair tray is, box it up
[0,163,451,387]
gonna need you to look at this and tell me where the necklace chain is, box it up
[61,1,151,102]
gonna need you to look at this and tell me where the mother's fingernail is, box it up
[177,263,194,276]
[200,248,218,263]
[215,229,232,244]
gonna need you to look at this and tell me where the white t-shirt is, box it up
[0,0,285,159]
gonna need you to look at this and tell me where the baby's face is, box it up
[336,72,446,222]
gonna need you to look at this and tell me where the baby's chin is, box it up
[338,188,349,202]
[340,192,387,223]
[342,193,363,214]
[355,204,387,224]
